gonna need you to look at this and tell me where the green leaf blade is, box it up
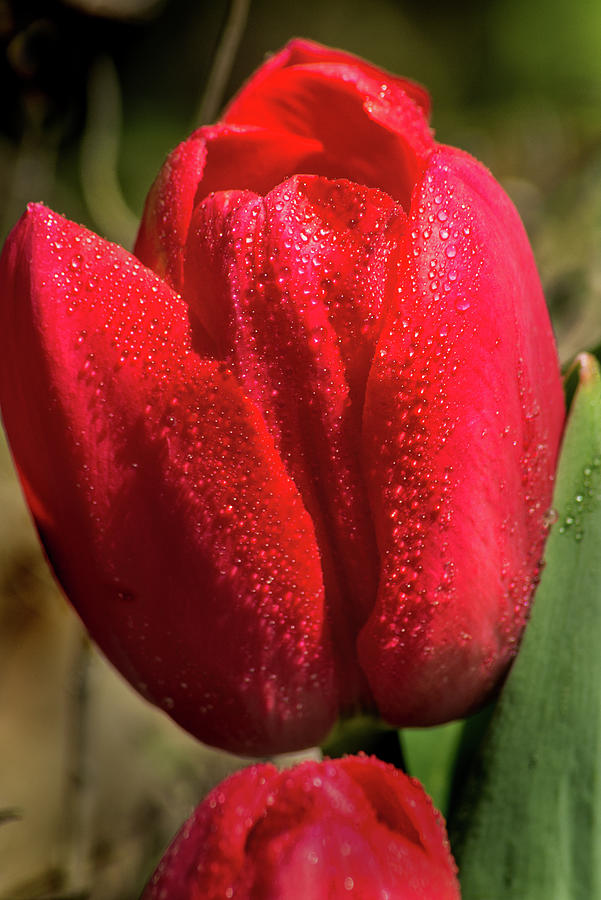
[450,352,601,900]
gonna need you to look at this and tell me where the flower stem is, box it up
[194,0,251,126]
[321,715,406,770]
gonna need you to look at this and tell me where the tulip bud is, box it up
[0,40,564,754]
[142,755,460,899]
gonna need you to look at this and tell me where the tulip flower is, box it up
[142,755,460,899]
[0,39,564,755]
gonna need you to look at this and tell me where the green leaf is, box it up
[449,352,601,900]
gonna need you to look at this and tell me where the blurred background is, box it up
[0,0,600,896]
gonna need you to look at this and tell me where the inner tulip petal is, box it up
[135,124,324,292]
[184,174,408,708]
[359,147,565,725]
[136,58,434,295]
[223,64,434,209]
[0,204,337,754]
[227,38,432,119]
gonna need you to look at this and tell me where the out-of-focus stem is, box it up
[80,55,139,250]
[62,634,93,896]
[321,715,407,770]
[193,0,251,126]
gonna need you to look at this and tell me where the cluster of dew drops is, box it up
[558,456,601,541]
[38,210,330,684]
[374,165,480,649]
[202,179,398,607]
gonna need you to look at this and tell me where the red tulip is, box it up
[0,40,564,754]
[142,755,460,899]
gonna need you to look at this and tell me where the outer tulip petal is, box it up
[359,146,565,725]
[184,174,407,707]
[142,757,460,899]
[0,204,337,754]
[226,38,432,119]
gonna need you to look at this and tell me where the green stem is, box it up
[193,0,251,126]
[321,715,406,770]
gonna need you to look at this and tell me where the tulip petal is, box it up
[136,50,433,296]
[359,146,565,725]
[0,204,337,754]
[227,38,432,119]
[144,764,280,898]
[184,174,407,708]
[249,758,459,899]
[135,124,324,292]
[224,59,434,210]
